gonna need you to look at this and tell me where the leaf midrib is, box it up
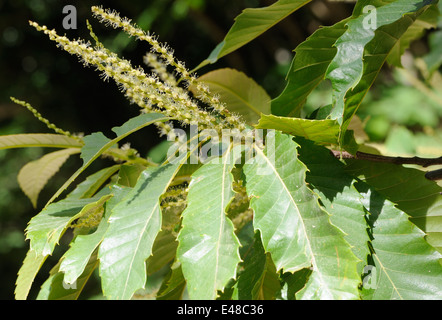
[120,167,178,298]
[252,144,316,272]
[213,145,233,293]
[373,253,403,300]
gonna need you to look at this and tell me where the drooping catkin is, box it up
[10,97,81,141]
[29,21,219,132]
[90,6,246,131]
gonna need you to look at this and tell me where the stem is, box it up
[425,169,442,181]
[103,148,158,167]
[330,150,442,180]
[330,150,442,167]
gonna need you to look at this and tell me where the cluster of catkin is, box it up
[29,7,253,224]
[29,6,246,141]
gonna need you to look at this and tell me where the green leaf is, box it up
[147,230,178,276]
[16,194,114,300]
[345,160,442,254]
[295,141,442,299]
[296,138,370,274]
[37,252,99,300]
[191,68,271,125]
[0,133,83,150]
[272,1,436,121]
[110,112,166,138]
[15,250,46,300]
[156,262,186,300]
[80,132,112,164]
[386,3,438,67]
[117,164,146,188]
[18,148,80,208]
[356,186,442,300]
[271,19,348,117]
[341,2,438,135]
[423,29,442,73]
[16,195,110,299]
[326,0,435,125]
[59,188,128,285]
[255,114,340,144]
[243,131,360,299]
[147,140,174,164]
[196,0,312,69]
[177,144,241,300]
[67,164,121,199]
[26,196,107,257]
[280,269,312,300]
[99,161,186,299]
[233,232,280,300]
[45,112,168,206]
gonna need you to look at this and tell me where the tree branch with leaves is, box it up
[2,0,441,300]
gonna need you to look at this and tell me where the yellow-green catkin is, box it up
[227,179,253,230]
[90,6,246,132]
[10,97,81,141]
[29,20,222,133]
[73,206,104,234]
[160,186,188,233]
[143,52,178,87]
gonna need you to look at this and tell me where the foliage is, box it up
[3,0,442,300]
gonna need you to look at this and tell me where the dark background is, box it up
[1,0,438,300]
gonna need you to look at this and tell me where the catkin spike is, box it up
[90,6,246,131]
[10,97,81,141]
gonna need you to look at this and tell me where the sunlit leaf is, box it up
[18,148,80,208]
[59,186,129,285]
[243,131,360,299]
[37,252,99,300]
[271,19,348,117]
[45,112,167,206]
[0,134,82,150]
[67,164,121,199]
[99,161,186,299]
[385,3,438,67]
[345,159,442,254]
[26,196,107,257]
[296,138,370,274]
[191,68,271,125]
[255,114,339,144]
[326,0,435,126]
[15,250,46,300]
[196,0,312,69]
[357,186,442,300]
[177,144,241,299]
[341,1,438,135]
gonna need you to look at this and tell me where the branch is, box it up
[330,150,442,181]
[424,169,442,181]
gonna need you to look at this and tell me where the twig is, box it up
[330,150,442,180]
[424,169,442,181]
[330,150,442,167]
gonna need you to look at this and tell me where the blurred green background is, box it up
[0,0,440,299]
